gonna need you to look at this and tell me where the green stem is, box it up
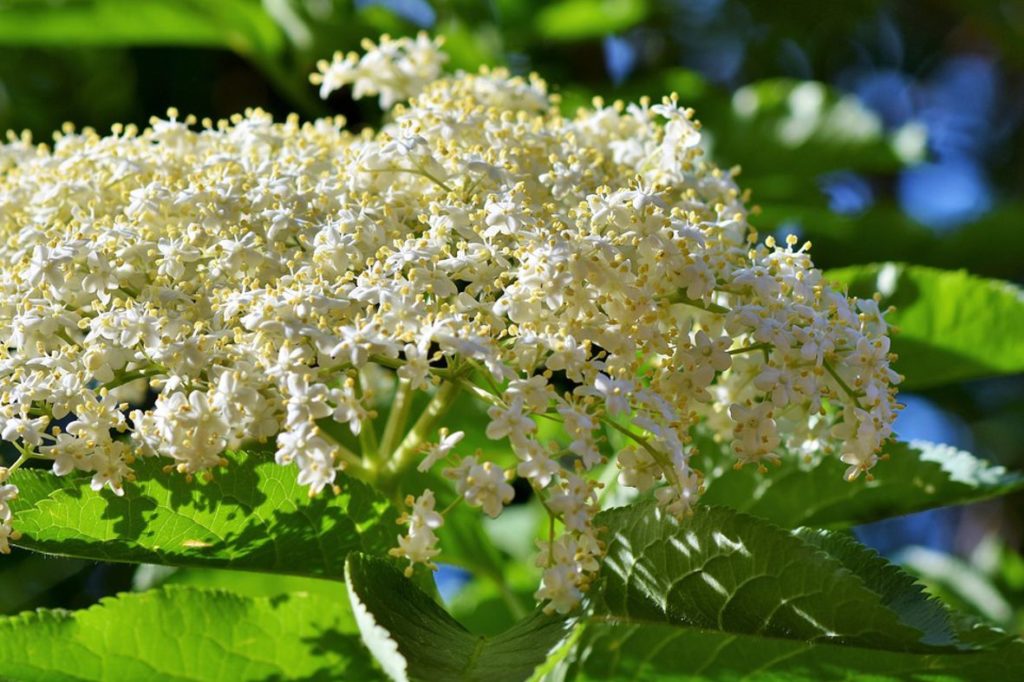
[356,370,380,460]
[380,378,414,458]
[728,342,772,362]
[454,378,504,407]
[387,381,462,478]
[823,359,864,409]
[103,365,166,391]
[666,292,731,315]
[465,358,505,396]
[331,441,368,475]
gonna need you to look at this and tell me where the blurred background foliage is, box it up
[1,0,1023,638]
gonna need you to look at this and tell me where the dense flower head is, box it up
[0,33,900,612]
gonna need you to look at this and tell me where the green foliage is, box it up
[1,3,1023,680]
[699,439,1024,527]
[590,499,957,650]
[345,553,574,682]
[555,500,1024,680]
[0,553,87,614]
[827,263,1024,389]
[535,0,648,41]
[0,584,381,681]
[0,0,281,51]
[561,621,1024,681]
[8,448,396,577]
[709,79,914,180]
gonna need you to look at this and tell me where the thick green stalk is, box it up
[386,381,462,478]
[379,378,414,458]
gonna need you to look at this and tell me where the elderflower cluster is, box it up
[0,34,900,611]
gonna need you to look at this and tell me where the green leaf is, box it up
[0,554,87,614]
[563,621,1024,681]
[0,585,382,681]
[0,0,284,57]
[561,500,1024,680]
[535,0,648,41]
[345,553,575,682]
[9,448,397,577]
[826,263,1024,389]
[137,565,350,601]
[699,439,1024,528]
[591,499,957,650]
[793,529,955,643]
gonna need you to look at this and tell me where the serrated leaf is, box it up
[345,553,575,682]
[591,499,957,651]
[794,529,956,646]
[893,546,1016,627]
[9,449,396,577]
[563,621,1024,681]
[826,263,1024,389]
[699,439,1024,528]
[558,500,1024,680]
[0,585,382,681]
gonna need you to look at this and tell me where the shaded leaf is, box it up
[558,500,1024,679]
[699,439,1024,528]
[345,553,574,682]
[591,499,957,650]
[563,621,1024,681]
[0,554,87,614]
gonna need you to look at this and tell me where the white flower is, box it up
[617,446,660,492]
[546,475,597,533]
[513,438,561,488]
[729,402,781,468]
[0,521,17,554]
[0,484,18,521]
[445,457,514,518]
[408,489,444,530]
[310,33,447,108]
[506,375,554,413]
[392,525,440,575]
[536,563,583,615]
[485,398,536,443]
[0,416,48,446]
[0,34,902,611]
[390,489,445,575]
[397,343,433,391]
[418,429,464,472]
[586,374,634,417]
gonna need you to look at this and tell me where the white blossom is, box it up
[0,35,902,613]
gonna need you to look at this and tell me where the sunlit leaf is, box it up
[0,585,382,681]
[827,263,1024,388]
[9,448,396,577]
